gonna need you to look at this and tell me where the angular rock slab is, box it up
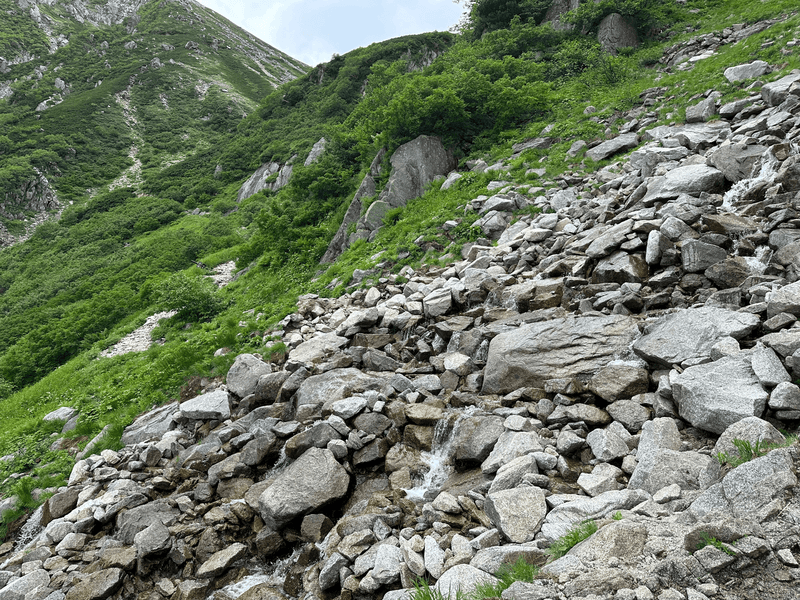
[642,164,725,204]
[434,564,499,598]
[632,307,760,367]
[585,132,638,162]
[690,449,797,521]
[628,417,681,491]
[179,389,230,421]
[671,354,768,434]
[713,417,785,460]
[288,334,349,366]
[197,543,248,578]
[540,489,650,542]
[64,568,124,600]
[570,521,647,562]
[484,487,547,543]
[295,368,385,409]
[724,60,769,83]
[226,353,272,397]
[482,314,640,394]
[259,447,350,529]
[626,449,719,495]
[121,401,179,445]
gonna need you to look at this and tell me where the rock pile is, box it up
[3,58,800,600]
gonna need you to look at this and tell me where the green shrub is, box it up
[155,272,227,320]
[716,435,798,467]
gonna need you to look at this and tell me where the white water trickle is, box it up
[211,547,301,600]
[722,148,783,211]
[745,246,773,276]
[13,505,43,553]
[403,408,476,501]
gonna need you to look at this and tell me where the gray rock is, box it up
[379,135,456,209]
[632,307,760,367]
[713,417,785,459]
[285,422,342,459]
[453,416,505,466]
[606,400,650,433]
[64,568,123,600]
[686,96,717,123]
[586,428,629,461]
[643,164,725,204]
[597,13,639,53]
[540,489,650,541]
[589,364,649,402]
[1,570,50,600]
[134,520,172,556]
[295,368,384,409]
[482,431,543,474]
[585,133,638,162]
[570,521,647,562]
[501,581,559,600]
[470,545,546,575]
[319,553,349,590]
[424,535,446,579]
[434,564,498,598]
[484,487,547,543]
[671,354,768,434]
[761,73,800,106]
[632,449,720,494]
[724,61,769,83]
[767,281,800,319]
[482,314,639,394]
[628,417,682,490]
[423,288,453,318]
[681,240,728,273]
[489,454,540,493]
[115,500,179,545]
[690,449,797,521]
[121,402,179,445]
[259,448,350,529]
[179,389,230,421]
[592,251,648,284]
[372,545,403,585]
[547,404,611,427]
[304,137,327,166]
[196,543,248,578]
[43,407,77,423]
[769,381,800,411]
[226,354,272,398]
[237,161,291,202]
[751,343,790,388]
[288,334,349,366]
[585,220,635,258]
[708,143,766,182]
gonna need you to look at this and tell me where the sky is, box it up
[197,0,465,67]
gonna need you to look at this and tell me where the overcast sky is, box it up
[198,0,464,67]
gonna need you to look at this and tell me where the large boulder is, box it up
[121,402,179,445]
[259,448,350,529]
[287,334,349,366]
[484,487,547,543]
[64,568,124,600]
[597,13,638,54]
[671,354,768,434]
[179,389,230,421]
[482,314,640,394]
[434,564,498,598]
[585,133,638,162]
[761,73,800,106]
[642,164,725,204]
[628,418,682,491]
[540,490,650,542]
[724,61,769,83]
[632,307,760,367]
[226,354,272,398]
[295,368,386,410]
[713,417,786,460]
[708,143,767,182]
[378,135,456,208]
[690,449,797,521]
[237,161,291,202]
[452,416,505,466]
[115,500,180,545]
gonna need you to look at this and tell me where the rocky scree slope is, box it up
[6,37,800,600]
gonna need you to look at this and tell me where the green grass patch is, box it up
[545,520,598,561]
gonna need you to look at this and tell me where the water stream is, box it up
[722,145,787,211]
[211,547,301,600]
[404,408,476,501]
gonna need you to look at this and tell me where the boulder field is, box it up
[3,57,800,600]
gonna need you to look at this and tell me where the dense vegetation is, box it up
[0,0,799,531]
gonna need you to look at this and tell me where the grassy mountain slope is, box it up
[0,0,799,532]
